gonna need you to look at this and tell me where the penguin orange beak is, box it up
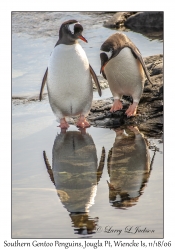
[78,35,88,43]
[100,63,107,74]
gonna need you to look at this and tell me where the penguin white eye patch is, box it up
[68,22,80,34]
[100,50,112,59]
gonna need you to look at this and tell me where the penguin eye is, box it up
[68,23,75,34]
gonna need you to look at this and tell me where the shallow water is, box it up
[12,11,163,96]
[12,12,163,239]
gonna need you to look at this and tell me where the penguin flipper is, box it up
[97,147,105,184]
[89,64,102,97]
[39,68,48,101]
[43,150,55,186]
[128,46,153,86]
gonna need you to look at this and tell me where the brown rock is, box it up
[103,11,163,40]
[125,12,163,30]
[103,12,137,28]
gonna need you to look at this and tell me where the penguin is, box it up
[39,20,101,129]
[42,129,105,235]
[107,126,151,208]
[100,33,153,117]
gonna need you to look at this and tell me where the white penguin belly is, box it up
[47,44,93,118]
[52,132,98,213]
[105,47,145,102]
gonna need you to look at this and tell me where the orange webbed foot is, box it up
[110,99,123,112]
[58,118,70,129]
[76,115,91,128]
[125,102,138,117]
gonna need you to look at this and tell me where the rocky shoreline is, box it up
[12,53,163,138]
[103,11,163,40]
[104,11,163,29]
[88,54,163,138]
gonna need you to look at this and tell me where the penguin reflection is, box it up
[43,129,105,235]
[107,126,152,209]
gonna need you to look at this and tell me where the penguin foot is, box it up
[76,115,91,128]
[110,99,123,112]
[125,102,138,117]
[58,118,70,129]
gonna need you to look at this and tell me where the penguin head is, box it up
[59,20,88,44]
[100,48,113,79]
[100,41,115,79]
[100,49,113,60]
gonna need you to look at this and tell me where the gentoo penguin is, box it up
[39,20,101,128]
[107,126,151,208]
[42,129,105,235]
[100,33,153,116]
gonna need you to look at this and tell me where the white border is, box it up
[1,1,174,248]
